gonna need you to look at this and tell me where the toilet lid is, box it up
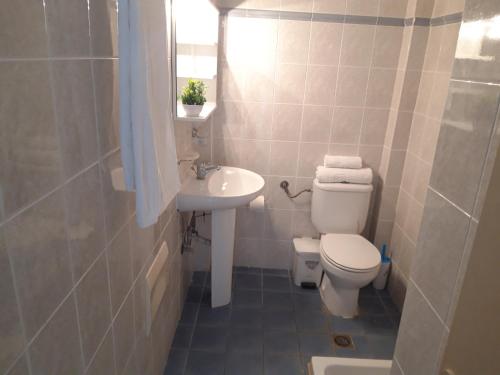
[321,234,381,272]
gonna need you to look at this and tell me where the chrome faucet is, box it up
[194,160,221,180]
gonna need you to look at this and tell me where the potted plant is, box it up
[180,79,207,117]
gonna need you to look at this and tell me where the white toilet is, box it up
[310,178,381,318]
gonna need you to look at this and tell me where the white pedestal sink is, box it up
[176,167,265,307]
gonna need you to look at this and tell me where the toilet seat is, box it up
[320,234,381,273]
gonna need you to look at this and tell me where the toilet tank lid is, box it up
[313,179,373,193]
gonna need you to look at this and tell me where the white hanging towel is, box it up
[119,0,180,228]
[316,166,373,184]
[323,155,362,169]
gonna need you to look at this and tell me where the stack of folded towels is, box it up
[316,155,373,184]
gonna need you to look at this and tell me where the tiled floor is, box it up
[164,267,401,375]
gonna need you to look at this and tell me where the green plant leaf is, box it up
[180,79,207,105]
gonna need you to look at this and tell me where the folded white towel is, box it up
[316,166,373,184]
[324,155,362,169]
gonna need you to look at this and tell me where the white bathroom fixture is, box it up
[177,167,265,307]
[309,357,391,375]
[310,178,381,318]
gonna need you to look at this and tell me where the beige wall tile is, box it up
[213,101,246,139]
[395,282,446,375]
[0,1,48,58]
[309,22,343,66]
[5,355,30,375]
[437,23,460,73]
[75,253,112,365]
[4,191,72,339]
[304,65,338,106]
[331,107,363,144]
[264,209,293,240]
[264,176,296,210]
[297,142,329,177]
[85,331,116,375]
[64,165,106,281]
[243,102,273,140]
[261,240,292,269]
[292,210,318,238]
[89,0,119,57]
[29,297,84,374]
[379,0,408,17]
[372,27,404,69]
[346,0,380,16]
[275,64,307,104]
[269,141,299,176]
[412,189,470,321]
[335,67,370,106]
[45,0,91,57]
[52,60,99,179]
[106,223,133,315]
[366,69,397,108]
[113,292,135,375]
[272,104,303,141]
[312,0,347,14]
[431,81,500,213]
[277,20,311,64]
[361,108,390,145]
[340,25,376,67]
[0,61,61,218]
[100,151,131,240]
[300,105,333,142]
[0,231,24,373]
[281,0,313,12]
[94,59,120,156]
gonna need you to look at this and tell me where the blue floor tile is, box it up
[172,325,193,349]
[179,303,199,325]
[233,290,263,308]
[263,291,293,310]
[358,296,386,315]
[330,316,365,335]
[231,308,263,328]
[197,305,231,327]
[381,296,401,316]
[191,326,229,353]
[263,310,296,331]
[225,351,264,375]
[234,266,262,275]
[264,330,299,354]
[186,286,203,303]
[292,293,324,312]
[264,354,303,375]
[185,350,225,375]
[164,349,188,375]
[295,310,329,332]
[291,283,319,294]
[365,334,397,359]
[262,268,290,277]
[192,271,208,287]
[359,285,378,297]
[228,327,263,353]
[298,332,334,356]
[360,315,397,336]
[234,273,262,290]
[263,275,291,292]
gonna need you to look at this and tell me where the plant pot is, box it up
[182,104,204,117]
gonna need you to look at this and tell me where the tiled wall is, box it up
[190,0,412,270]
[0,1,189,375]
[372,0,464,308]
[391,0,500,373]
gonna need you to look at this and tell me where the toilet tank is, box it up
[311,179,373,234]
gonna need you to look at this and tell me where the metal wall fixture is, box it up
[280,180,312,199]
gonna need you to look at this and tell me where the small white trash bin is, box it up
[292,237,322,287]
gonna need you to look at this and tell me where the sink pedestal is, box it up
[210,208,236,307]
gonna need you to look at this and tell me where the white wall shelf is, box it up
[176,101,216,122]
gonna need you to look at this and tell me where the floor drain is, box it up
[333,334,353,348]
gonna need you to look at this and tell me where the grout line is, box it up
[0,56,119,63]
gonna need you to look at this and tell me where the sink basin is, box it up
[176,166,265,308]
[177,166,265,212]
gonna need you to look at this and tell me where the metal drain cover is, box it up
[333,334,353,348]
